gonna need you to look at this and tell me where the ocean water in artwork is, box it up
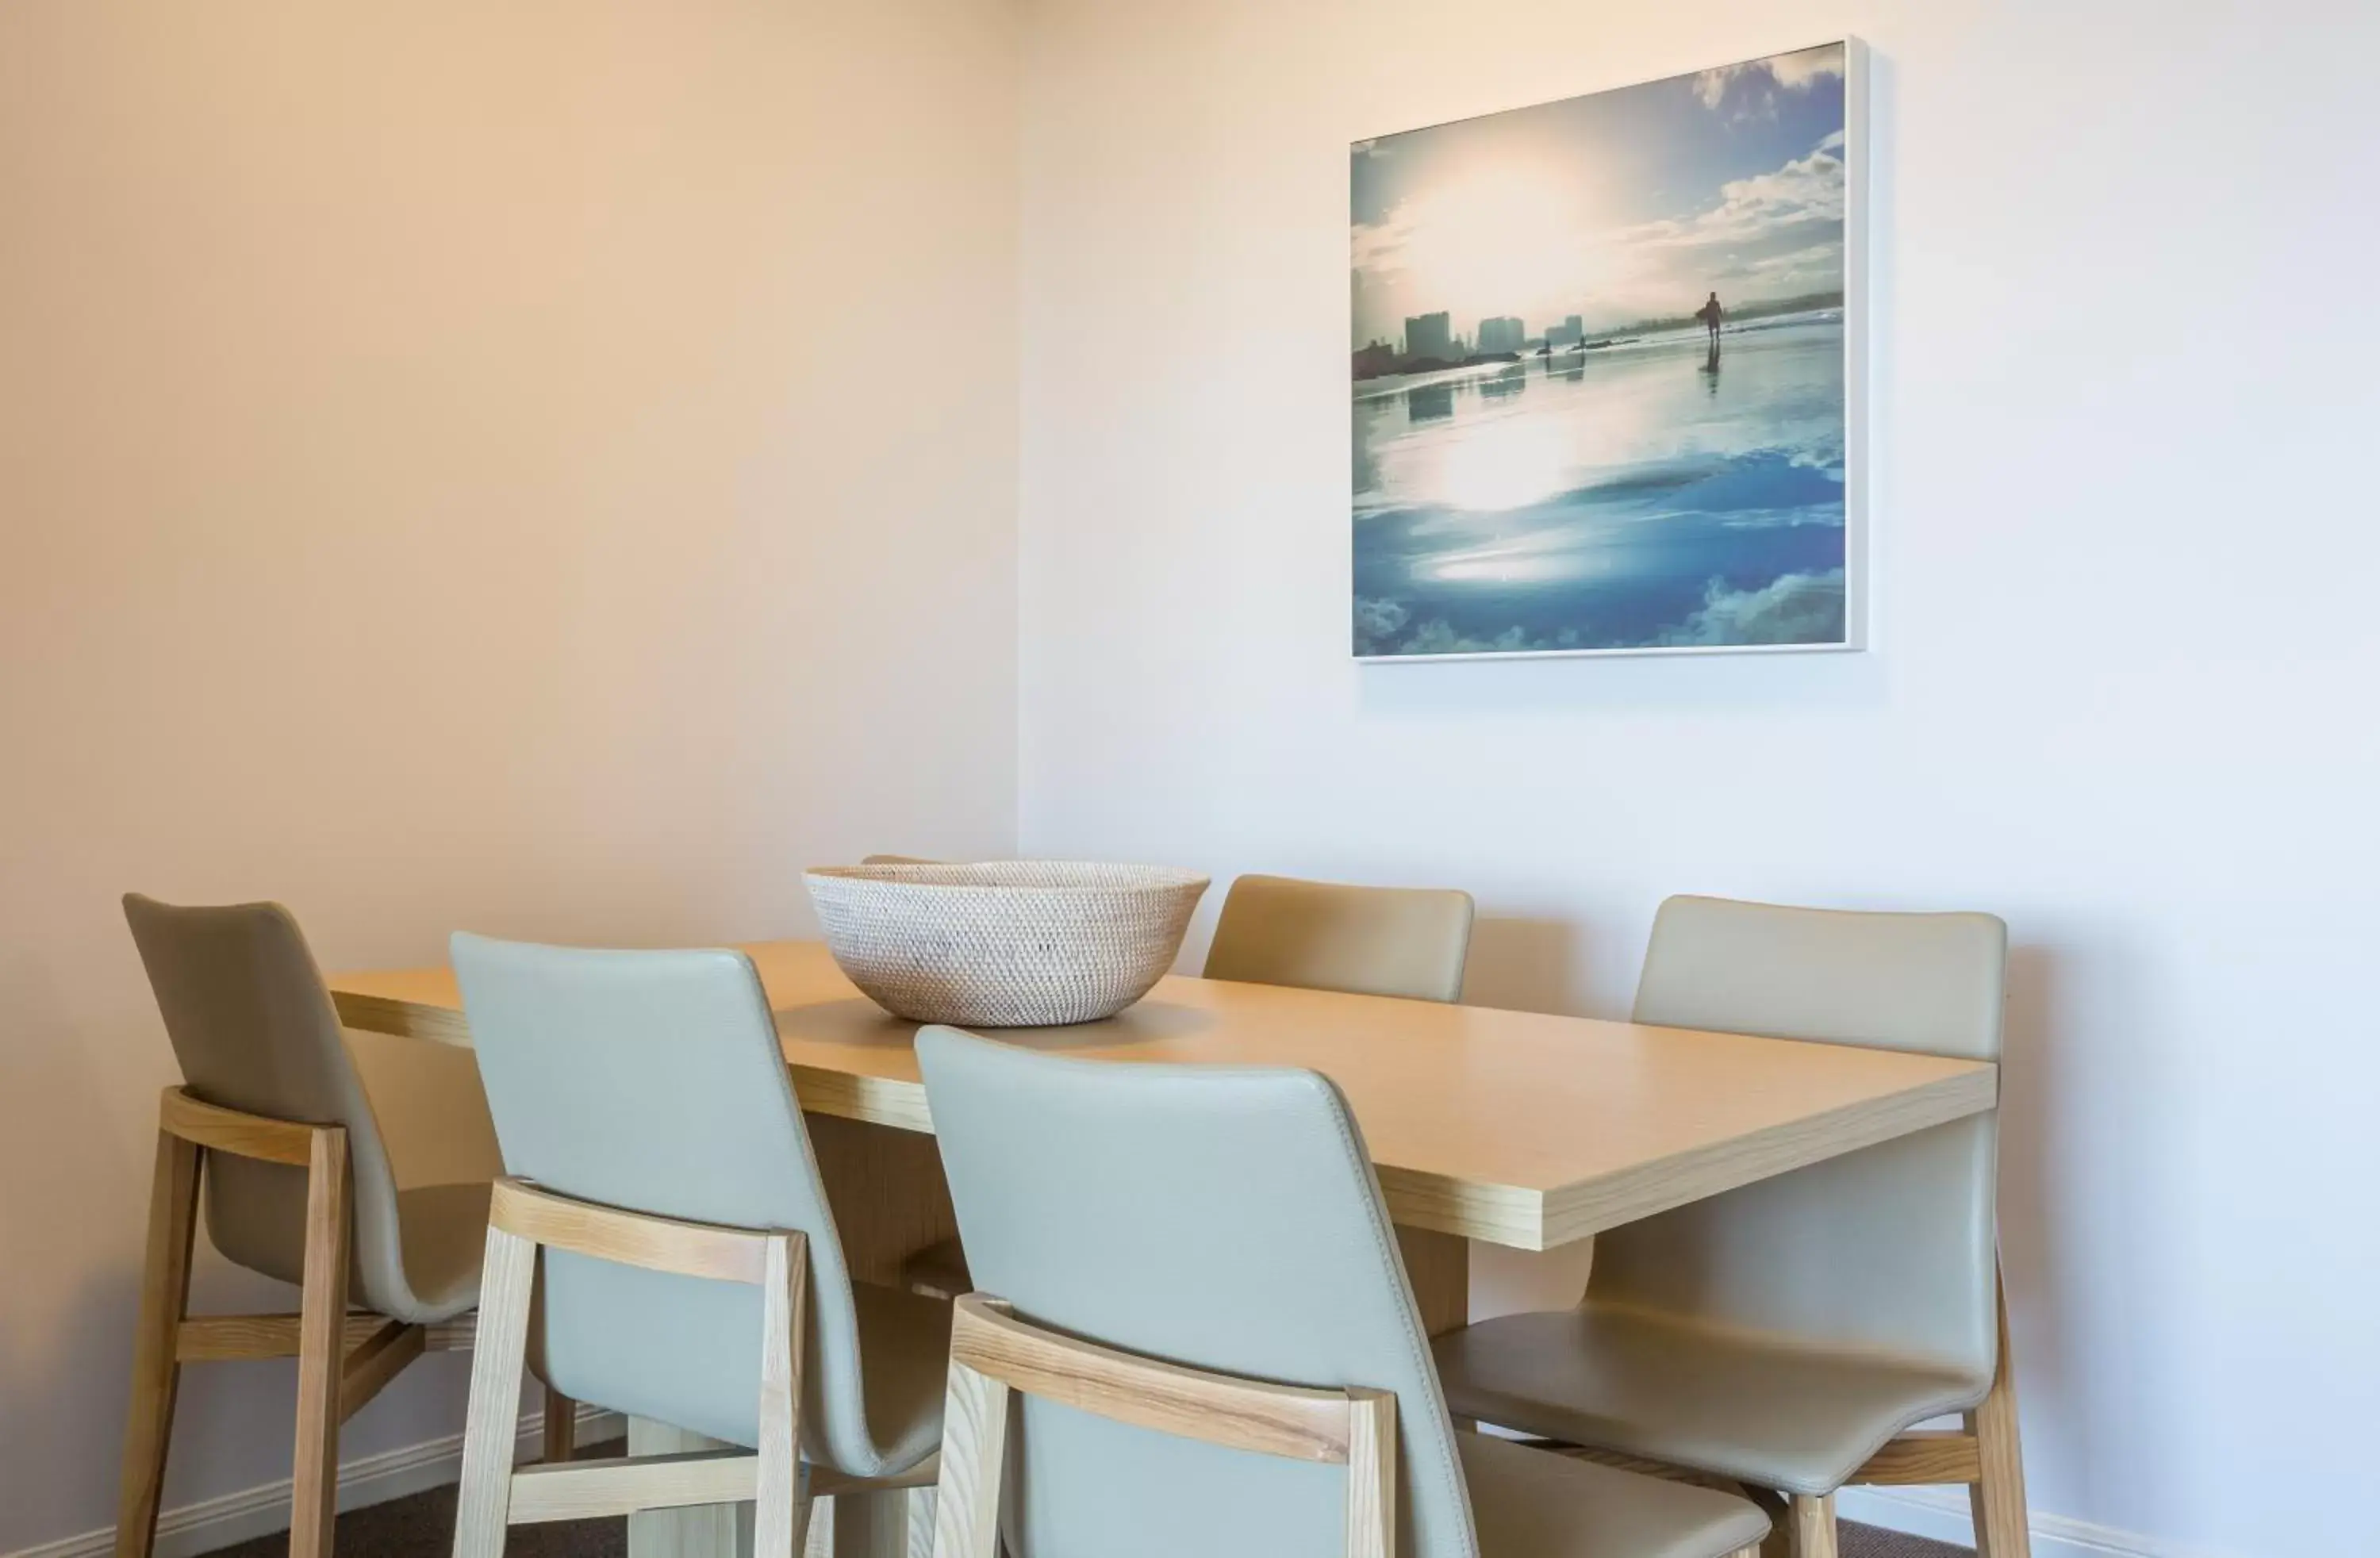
[1352,45,1852,657]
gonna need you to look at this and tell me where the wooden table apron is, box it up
[329,939,1995,1555]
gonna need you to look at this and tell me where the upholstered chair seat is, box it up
[1437,1304,1988,1497]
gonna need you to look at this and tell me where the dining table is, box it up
[328,938,1998,1558]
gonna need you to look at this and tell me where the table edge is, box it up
[1537,1061,2000,1245]
[333,979,2000,1253]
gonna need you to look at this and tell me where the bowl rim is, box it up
[804,859,1210,894]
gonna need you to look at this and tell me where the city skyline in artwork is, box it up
[1353,43,1862,658]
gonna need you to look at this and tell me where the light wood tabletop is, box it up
[330,938,1995,1253]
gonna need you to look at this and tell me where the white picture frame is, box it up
[1350,38,1869,662]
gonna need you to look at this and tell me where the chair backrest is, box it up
[916,1025,1479,1558]
[1203,875,1473,1003]
[1595,895,2008,1380]
[121,896,416,1314]
[448,934,892,1476]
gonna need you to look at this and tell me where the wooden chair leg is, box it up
[290,1127,351,1558]
[829,1489,927,1558]
[1342,1389,1396,1558]
[542,1383,577,1464]
[902,1487,935,1558]
[1968,1282,2032,1558]
[753,1233,808,1558]
[451,1222,536,1558]
[113,1130,201,1558]
[927,1358,1012,1558]
[1788,1492,1837,1558]
[800,1489,831,1558]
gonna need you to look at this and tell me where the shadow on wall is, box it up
[1355,647,1891,723]
[1998,942,2059,1433]
[1989,926,2198,1527]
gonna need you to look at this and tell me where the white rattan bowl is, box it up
[803,861,1211,1027]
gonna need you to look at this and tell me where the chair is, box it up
[1431,896,2029,1558]
[446,934,950,1558]
[901,871,1475,1300]
[115,896,490,1558]
[913,1024,1769,1558]
[1203,873,1474,1003]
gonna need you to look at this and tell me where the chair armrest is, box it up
[159,1086,332,1166]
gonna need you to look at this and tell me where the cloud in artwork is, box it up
[1350,208,1415,279]
[1354,596,1600,657]
[1630,133,1846,249]
[1353,596,1410,654]
[1695,44,1845,117]
[1555,129,1845,309]
[1656,569,1846,647]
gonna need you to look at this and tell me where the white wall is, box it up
[1015,1,2380,1554]
[0,2,1015,1550]
[8,2,2374,1553]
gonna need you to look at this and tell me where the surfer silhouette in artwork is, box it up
[1695,291,1725,349]
[1695,291,1725,388]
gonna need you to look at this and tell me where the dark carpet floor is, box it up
[201,1446,1973,1558]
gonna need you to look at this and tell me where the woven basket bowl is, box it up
[803,861,1211,1027]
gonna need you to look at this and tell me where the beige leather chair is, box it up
[447,934,950,1558]
[914,1025,1769,1558]
[115,896,490,1558]
[902,870,1476,1300]
[1204,873,1474,1002]
[1431,896,2029,1558]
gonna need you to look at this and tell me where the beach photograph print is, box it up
[1352,42,1861,659]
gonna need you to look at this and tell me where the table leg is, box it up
[804,1115,958,1287]
[821,1486,933,1557]
[1396,1225,1472,1337]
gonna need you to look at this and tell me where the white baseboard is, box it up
[17,1410,2187,1558]
[6,1405,626,1558]
[1838,1486,2174,1558]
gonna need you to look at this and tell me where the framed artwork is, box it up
[1352,40,1867,660]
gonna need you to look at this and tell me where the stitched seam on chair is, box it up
[1316,1076,1482,1558]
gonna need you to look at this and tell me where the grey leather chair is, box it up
[903,870,1477,1301]
[915,1025,1769,1558]
[1204,873,1475,1003]
[1431,896,2029,1558]
[447,934,949,1542]
[116,896,489,1558]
